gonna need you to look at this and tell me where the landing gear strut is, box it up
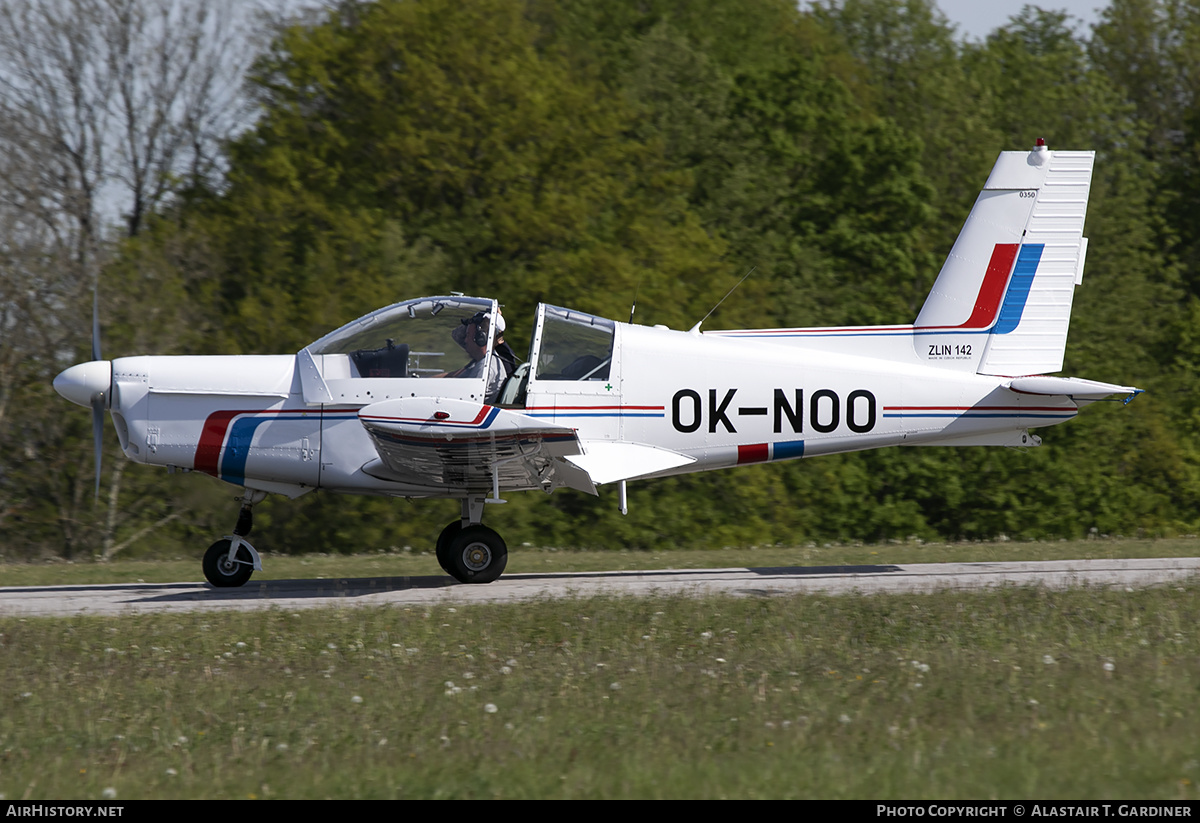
[438,497,508,584]
[203,490,265,588]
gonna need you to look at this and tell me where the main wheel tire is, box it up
[445,525,507,584]
[203,539,254,588]
[435,520,464,574]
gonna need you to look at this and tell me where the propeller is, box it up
[52,282,111,499]
[91,286,104,497]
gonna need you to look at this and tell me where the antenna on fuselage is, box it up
[628,280,641,324]
[688,266,756,334]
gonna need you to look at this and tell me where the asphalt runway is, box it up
[1,557,1198,618]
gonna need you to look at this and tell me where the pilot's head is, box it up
[453,311,500,360]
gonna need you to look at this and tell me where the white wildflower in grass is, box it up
[351,695,363,704]
[716,658,727,664]
[1043,655,1056,665]
[447,608,456,613]
[177,736,188,745]
[463,671,474,679]
[700,631,713,640]
[610,682,620,691]
[506,659,518,667]
[327,643,337,650]
[102,788,116,800]
[276,743,288,752]
[1103,661,1116,672]
[839,714,852,724]
[484,703,498,713]
[500,666,512,675]
[165,768,177,777]
[236,642,247,649]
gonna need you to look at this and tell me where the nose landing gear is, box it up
[202,490,265,588]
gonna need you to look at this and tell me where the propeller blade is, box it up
[91,394,104,498]
[91,286,102,363]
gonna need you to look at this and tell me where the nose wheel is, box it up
[203,538,254,587]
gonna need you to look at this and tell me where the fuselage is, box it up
[88,305,1075,501]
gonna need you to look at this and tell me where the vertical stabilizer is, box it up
[913,141,1094,376]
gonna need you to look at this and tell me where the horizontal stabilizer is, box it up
[565,441,696,485]
[1007,376,1142,402]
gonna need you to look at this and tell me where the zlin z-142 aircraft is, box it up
[55,140,1141,587]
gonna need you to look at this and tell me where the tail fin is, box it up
[914,141,1095,376]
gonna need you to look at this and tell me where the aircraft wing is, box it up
[357,397,596,494]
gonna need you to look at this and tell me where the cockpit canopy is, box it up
[301,297,618,409]
[307,296,497,378]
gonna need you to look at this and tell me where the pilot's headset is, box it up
[461,311,491,347]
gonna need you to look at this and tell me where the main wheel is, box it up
[435,520,464,575]
[203,539,254,588]
[445,525,507,584]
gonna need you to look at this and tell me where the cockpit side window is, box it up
[535,307,615,381]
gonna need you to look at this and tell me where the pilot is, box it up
[492,309,517,377]
[441,311,506,404]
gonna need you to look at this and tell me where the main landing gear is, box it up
[436,496,508,584]
[203,490,265,588]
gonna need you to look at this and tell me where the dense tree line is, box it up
[5,0,1200,560]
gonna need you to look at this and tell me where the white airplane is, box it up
[54,140,1141,587]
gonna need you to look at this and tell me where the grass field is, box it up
[1,541,1198,799]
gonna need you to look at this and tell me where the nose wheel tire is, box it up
[445,525,507,584]
[203,539,254,588]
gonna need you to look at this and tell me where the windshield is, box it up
[307,296,495,377]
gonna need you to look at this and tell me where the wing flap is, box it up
[565,440,696,485]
